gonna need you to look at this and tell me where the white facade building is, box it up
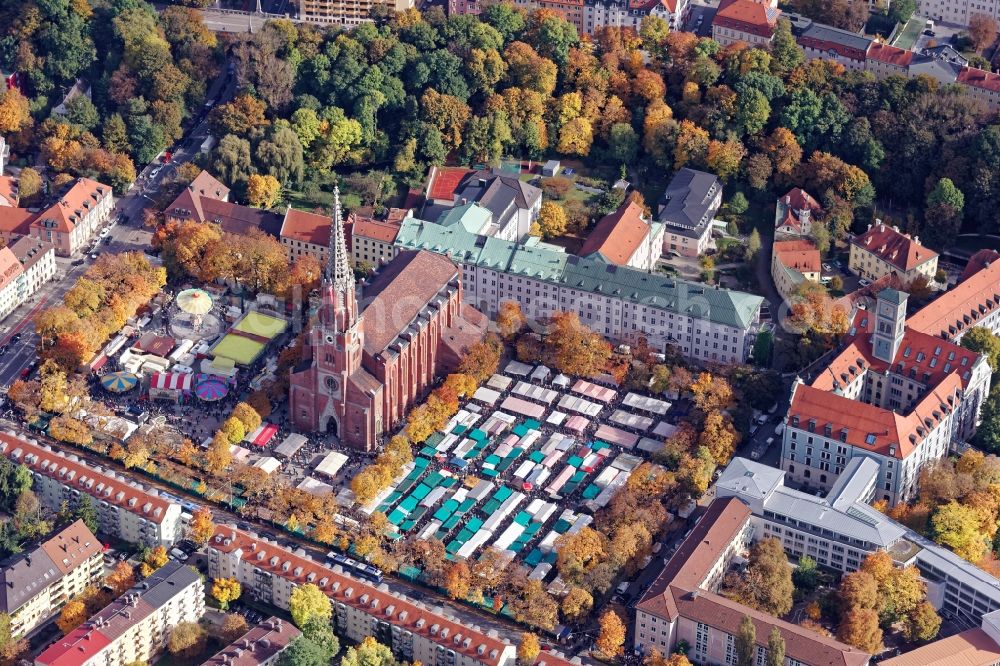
[0,433,185,547]
[395,218,763,364]
[207,526,518,666]
[719,456,1000,626]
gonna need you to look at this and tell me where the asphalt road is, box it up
[0,61,235,389]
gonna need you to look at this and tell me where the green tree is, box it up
[256,127,305,186]
[770,19,803,74]
[64,96,99,132]
[766,627,785,666]
[608,123,639,165]
[212,134,253,185]
[481,2,526,43]
[889,0,917,23]
[735,615,756,666]
[903,600,941,642]
[924,178,965,250]
[735,88,771,137]
[289,583,332,628]
[976,385,1000,453]
[280,617,340,666]
[728,191,749,217]
[74,496,98,534]
[960,327,1000,372]
[746,229,761,261]
[792,555,819,591]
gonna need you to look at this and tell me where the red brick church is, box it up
[289,188,488,451]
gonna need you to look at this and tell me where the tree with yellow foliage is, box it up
[689,372,733,413]
[532,201,568,239]
[246,173,281,208]
[517,633,540,665]
[189,507,216,546]
[106,561,136,596]
[0,88,31,134]
[498,301,527,339]
[560,586,594,622]
[211,578,242,610]
[139,545,169,578]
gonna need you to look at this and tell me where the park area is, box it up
[357,359,681,597]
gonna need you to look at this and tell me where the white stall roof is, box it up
[558,394,602,417]
[487,374,513,391]
[653,421,679,438]
[638,437,664,453]
[473,386,501,405]
[623,392,671,415]
[504,360,533,376]
[253,456,282,474]
[513,381,559,405]
[315,451,349,478]
[297,476,334,495]
[610,410,654,432]
[552,374,571,388]
[530,365,551,383]
[546,411,567,426]
[274,433,308,458]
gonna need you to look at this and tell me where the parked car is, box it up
[859,278,871,287]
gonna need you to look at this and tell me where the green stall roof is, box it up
[529,451,545,463]
[387,509,406,525]
[567,456,584,468]
[411,484,431,500]
[494,486,513,501]
[523,419,541,430]
[513,511,532,526]
[399,496,419,513]
[582,484,601,499]
[469,429,488,442]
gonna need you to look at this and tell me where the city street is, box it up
[0,59,235,388]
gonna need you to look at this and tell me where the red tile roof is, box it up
[0,176,18,206]
[166,189,282,237]
[40,519,102,576]
[188,170,230,200]
[578,201,652,266]
[804,308,977,459]
[867,42,914,67]
[881,627,1000,666]
[281,208,331,247]
[0,247,23,291]
[353,217,402,245]
[958,66,1000,93]
[960,249,1000,283]
[908,258,1000,340]
[776,188,822,234]
[32,178,111,234]
[209,526,512,666]
[636,498,868,666]
[714,0,780,35]
[851,223,937,272]
[0,434,177,524]
[0,208,36,235]
[773,239,821,274]
[362,250,460,353]
[37,623,112,666]
[427,167,476,202]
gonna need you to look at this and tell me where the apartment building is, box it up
[711,0,780,47]
[352,211,404,267]
[202,616,300,666]
[882,609,1000,665]
[299,0,414,25]
[657,168,721,258]
[0,520,102,639]
[165,172,281,238]
[448,0,688,34]
[771,239,821,302]
[207,526,518,666]
[779,290,992,505]
[633,497,870,666]
[719,456,1000,627]
[848,222,939,284]
[280,207,332,265]
[10,236,56,296]
[917,0,1000,28]
[394,217,764,364]
[35,561,204,666]
[577,200,665,272]
[907,247,1000,342]
[0,433,185,547]
[29,178,112,257]
[794,18,872,71]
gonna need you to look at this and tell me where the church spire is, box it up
[327,185,354,292]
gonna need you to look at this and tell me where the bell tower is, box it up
[310,186,364,430]
[872,288,908,363]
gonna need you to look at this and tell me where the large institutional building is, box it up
[0,520,102,639]
[848,222,939,285]
[394,216,764,365]
[719,456,1000,626]
[35,561,204,666]
[633,497,870,666]
[289,190,487,451]
[0,433,185,547]
[779,289,992,506]
[207,525,519,666]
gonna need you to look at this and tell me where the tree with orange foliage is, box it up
[545,311,612,378]
[498,301,527,339]
[443,560,474,601]
[106,561,136,596]
[189,507,216,545]
[689,372,733,413]
[458,335,503,383]
[56,600,87,635]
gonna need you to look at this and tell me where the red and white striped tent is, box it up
[150,372,192,392]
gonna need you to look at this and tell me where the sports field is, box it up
[212,335,265,366]
[233,311,287,339]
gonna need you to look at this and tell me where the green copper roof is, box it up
[395,218,763,330]
[436,202,492,234]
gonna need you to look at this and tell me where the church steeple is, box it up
[319,185,358,331]
[327,185,355,292]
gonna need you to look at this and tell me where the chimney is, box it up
[914,236,920,245]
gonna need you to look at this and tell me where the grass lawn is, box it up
[893,16,923,50]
